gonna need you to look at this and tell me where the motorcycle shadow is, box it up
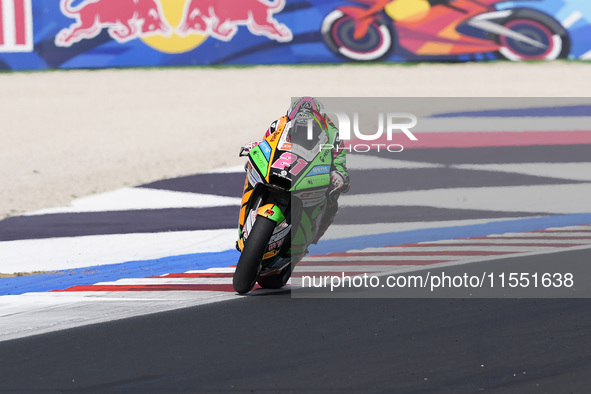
[236,287,292,297]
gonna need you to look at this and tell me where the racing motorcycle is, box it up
[321,0,570,61]
[233,115,333,294]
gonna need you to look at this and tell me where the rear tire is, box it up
[322,10,394,61]
[257,264,292,289]
[233,216,276,294]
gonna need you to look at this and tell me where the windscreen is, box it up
[290,111,327,151]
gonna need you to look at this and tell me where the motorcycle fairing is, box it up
[238,127,288,233]
[236,115,334,274]
[238,182,291,261]
[289,125,332,193]
[391,0,503,55]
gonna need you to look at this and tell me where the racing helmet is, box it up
[289,103,328,150]
[286,97,325,121]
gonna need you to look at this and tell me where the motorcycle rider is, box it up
[241,96,349,244]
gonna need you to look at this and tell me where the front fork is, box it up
[237,184,290,253]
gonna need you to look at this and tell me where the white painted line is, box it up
[303,255,462,262]
[0,229,237,273]
[545,226,591,231]
[349,246,555,253]
[203,165,245,173]
[0,291,238,342]
[184,267,236,274]
[26,187,241,215]
[452,163,591,182]
[340,184,591,214]
[423,238,590,245]
[485,232,591,238]
[94,278,234,285]
[323,217,537,240]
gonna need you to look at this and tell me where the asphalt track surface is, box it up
[1,250,591,393]
[2,106,591,392]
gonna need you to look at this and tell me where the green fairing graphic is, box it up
[290,144,332,255]
[292,211,312,253]
[250,146,269,178]
[311,203,324,221]
[292,146,332,191]
[293,196,327,249]
[263,205,286,224]
[294,174,330,190]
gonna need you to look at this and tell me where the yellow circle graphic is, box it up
[385,0,431,22]
[141,0,208,54]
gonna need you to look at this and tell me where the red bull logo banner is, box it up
[55,0,172,46]
[55,0,292,52]
[0,0,590,70]
[54,0,291,48]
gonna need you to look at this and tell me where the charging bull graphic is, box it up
[55,0,172,47]
[177,0,292,42]
[54,0,292,48]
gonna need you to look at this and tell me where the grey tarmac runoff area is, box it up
[1,64,591,392]
[1,264,591,392]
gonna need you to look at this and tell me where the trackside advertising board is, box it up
[0,0,590,70]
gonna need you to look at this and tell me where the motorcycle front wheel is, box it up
[495,9,570,61]
[233,216,276,294]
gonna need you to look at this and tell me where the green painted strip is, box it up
[250,147,269,178]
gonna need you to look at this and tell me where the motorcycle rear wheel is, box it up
[322,10,393,61]
[233,216,276,294]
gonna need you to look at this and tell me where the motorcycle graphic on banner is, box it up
[321,0,570,61]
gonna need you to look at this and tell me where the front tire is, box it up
[495,9,570,61]
[233,216,276,294]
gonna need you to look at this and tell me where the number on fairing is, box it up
[271,152,293,170]
[271,153,308,175]
[290,158,308,175]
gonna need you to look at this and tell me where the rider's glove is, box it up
[328,171,349,203]
[239,141,261,156]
